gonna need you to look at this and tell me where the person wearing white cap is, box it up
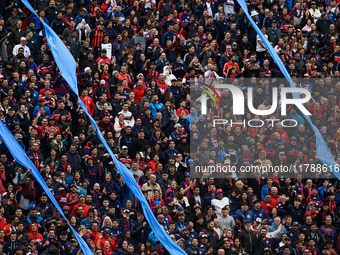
[81,67,93,85]
[84,67,92,74]
[12,37,31,58]
[250,10,259,18]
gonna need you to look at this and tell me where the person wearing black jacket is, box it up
[189,186,206,213]
[238,220,255,254]
[15,222,29,245]
[131,213,149,246]
[10,21,25,46]
[3,232,21,255]
[129,130,149,157]
[288,198,304,224]
[57,231,72,255]
[233,215,244,238]
[306,223,325,249]
[77,41,92,64]
[80,52,98,73]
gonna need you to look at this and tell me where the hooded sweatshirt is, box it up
[28,223,43,243]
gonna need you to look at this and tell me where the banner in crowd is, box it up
[235,0,339,179]
[0,120,94,255]
[20,0,187,254]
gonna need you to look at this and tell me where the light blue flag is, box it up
[0,120,94,255]
[236,0,339,178]
[20,0,187,253]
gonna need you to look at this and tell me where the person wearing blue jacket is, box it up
[149,94,164,118]
[162,24,177,46]
[250,200,267,222]
[318,179,329,203]
[75,9,90,26]
[51,12,67,36]
[32,98,51,117]
[261,178,278,200]
[234,202,252,222]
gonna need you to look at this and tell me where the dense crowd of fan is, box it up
[1,0,340,254]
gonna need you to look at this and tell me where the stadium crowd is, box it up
[1,0,340,254]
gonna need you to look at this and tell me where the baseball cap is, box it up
[39,97,45,102]
[180,135,187,140]
[216,189,224,195]
[63,206,70,211]
[83,234,91,240]
[293,222,300,226]
[20,37,27,41]
[185,172,190,177]
[60,231,68,236]
[84,67,91,73]
[122,145,128,150]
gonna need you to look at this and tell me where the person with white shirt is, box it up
[211,189,230,217]
[13,37,31,59]
[256,26,269,60]
[115,102,135,127]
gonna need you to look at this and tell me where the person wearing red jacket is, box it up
[27,223,43,243]
[223,54,240,77]
[146,154,160,172]
[80,89,95,116]
[97,230,117,251]
[71,194,90,217]
[308,101,327,117]
[133,80,146,103]
[261,193,276,216]
[149,190,165,211]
